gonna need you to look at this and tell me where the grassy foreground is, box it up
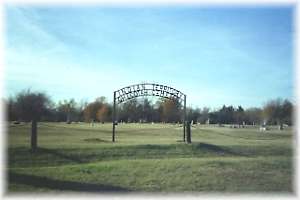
[6,122,295,193]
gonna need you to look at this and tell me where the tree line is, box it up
[5,89,293,126]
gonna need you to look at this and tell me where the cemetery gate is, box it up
[112,83,187,142]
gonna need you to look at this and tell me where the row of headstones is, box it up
[204,118,286,131]
[259,123,285,131]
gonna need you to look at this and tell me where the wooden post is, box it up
[112,91,116,142]
[31,119,37,151]
[183,95,186,142]
[186,121,191,143]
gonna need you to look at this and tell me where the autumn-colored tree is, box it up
[83,96,107,122]
[161,99,181,123]
[96,105,109,123]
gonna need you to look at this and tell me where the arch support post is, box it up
[186,121,191,143]
[183,95,186,142]
[112,91,116,142]
[31,119,37,151]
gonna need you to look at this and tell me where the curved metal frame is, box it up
[112,83,186,142]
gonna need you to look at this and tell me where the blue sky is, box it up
[4,5,294,109]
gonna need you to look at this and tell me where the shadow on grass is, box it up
[194,142,245,156]
[9,142,251,168]
[83,138,110,143]
[36,148,85,164]
[133,144,174,150]
[8,172,131,193]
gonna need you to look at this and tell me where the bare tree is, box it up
[15,89,51,151]
[245,107,262,125]
[263,98,293,128]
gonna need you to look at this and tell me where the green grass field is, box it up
[6,122,295,193]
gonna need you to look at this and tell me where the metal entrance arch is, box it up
[112,83,186,142]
